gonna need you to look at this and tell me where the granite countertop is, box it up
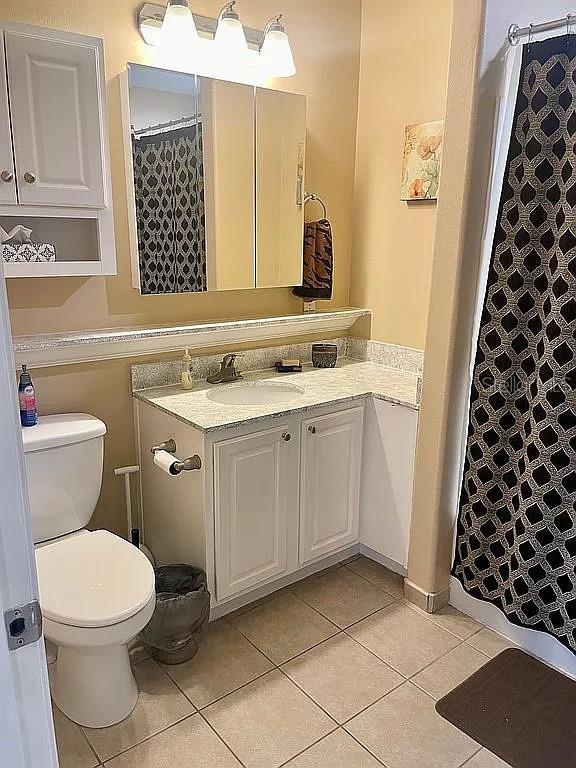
[133,360,420,433]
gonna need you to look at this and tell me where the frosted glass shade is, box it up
[214,15,249,63]
[161,2,199,47]
[261,28,296,77]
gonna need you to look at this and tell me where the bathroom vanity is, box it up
[134,360,419,616]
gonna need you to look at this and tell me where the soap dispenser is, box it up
[18,364,38,427]
[181,349,193,390]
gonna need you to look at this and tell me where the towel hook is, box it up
[304,193,327,219]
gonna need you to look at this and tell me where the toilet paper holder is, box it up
[151,440,202,475]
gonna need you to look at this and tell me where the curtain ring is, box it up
[527,23,534,47]
[567,14,572,35]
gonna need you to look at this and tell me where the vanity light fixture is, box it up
[260,15,296,78]
[161,0,199,46]
[137,3,296,77]
[214,2,249,62]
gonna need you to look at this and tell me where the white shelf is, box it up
[13,308,371,368]
[3,260,108,278]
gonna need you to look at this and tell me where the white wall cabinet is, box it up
[299,408,364,564]
[136,395,416,616]
[5,31,105,208]
[0,22,115,277]
[0,34,16,206]
[213,424,297,600]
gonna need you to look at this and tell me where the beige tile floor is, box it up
[52,556,515,768]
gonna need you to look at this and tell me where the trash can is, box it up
[140,565,210,665]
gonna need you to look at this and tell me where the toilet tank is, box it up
[22,414,107,544]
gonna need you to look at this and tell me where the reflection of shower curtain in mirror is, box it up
[133,125,207,294]
[453,35,576,653]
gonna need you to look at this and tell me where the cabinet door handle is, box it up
[23,171,36,184]
[307,426,316,434]
[282,432,291,442]
[0,170,13,183]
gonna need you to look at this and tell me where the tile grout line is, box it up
[338,726,394,768]
[63,559,490,767]
[95,712,197,765]
[458,746,485,767]
[197,710,249,768]
[224,596,341,666]
[290,586,397,631]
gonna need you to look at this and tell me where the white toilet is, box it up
[24,414,156,729]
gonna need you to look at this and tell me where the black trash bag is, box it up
[140,565,210,665]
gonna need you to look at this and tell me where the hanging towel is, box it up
[293,218,333,300]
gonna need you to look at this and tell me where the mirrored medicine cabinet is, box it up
[122,63,306,295]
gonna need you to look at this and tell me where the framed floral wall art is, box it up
[400,120,444,201]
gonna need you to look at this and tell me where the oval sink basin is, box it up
[207,381,305,406]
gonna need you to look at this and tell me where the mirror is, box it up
[123,64,306,295]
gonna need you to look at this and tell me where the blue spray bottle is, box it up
[18,365,38,427]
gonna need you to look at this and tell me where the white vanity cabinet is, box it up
[136,399,365,612]
[299,408,364,564]
[213,423,298,600]
[359,399,418,568]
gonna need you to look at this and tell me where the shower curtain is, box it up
[132,124,207,294]
[453,35,576,653]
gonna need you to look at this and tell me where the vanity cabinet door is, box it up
[4,30,106,207]
[299,407,364,564]
[0,34,17,205]
[213,424,297,601]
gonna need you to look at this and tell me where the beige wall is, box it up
[4,0,361,335]
[407,0,576,600]
[28,332,345,535]
[406,0,484,601]
[2,0,362,531]
[350,0,452,350]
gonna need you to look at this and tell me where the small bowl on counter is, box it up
[311,343,338,368]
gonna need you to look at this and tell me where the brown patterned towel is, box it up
[293,218,333,300]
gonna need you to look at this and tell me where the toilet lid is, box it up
[35,530,156,628]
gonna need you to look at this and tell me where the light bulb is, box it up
[214,3,249,64]
[261,17,296,78]
[162,0,199,48]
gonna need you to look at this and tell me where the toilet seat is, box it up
[35,530,155,628]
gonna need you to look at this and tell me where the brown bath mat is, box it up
[436,648,576,768]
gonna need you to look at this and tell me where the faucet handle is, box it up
[222,353,242,368]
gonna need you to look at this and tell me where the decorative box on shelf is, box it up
[2,242,57,263]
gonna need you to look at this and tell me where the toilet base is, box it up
[51,642,138,728]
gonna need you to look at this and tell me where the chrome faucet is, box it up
[206,353,242,384]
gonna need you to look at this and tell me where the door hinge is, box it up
[4,600,42,650]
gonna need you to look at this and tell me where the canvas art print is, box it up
[401,120,444,201]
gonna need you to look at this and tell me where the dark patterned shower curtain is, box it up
[453,35,576,653]
[132,124,207,294]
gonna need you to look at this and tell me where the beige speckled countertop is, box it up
[133,360,420,433]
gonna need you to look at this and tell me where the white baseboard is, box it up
[358,544,406,576]
[404,579,450,613]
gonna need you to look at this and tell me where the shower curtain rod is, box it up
[508,13,575,45]
[132,114,201,136]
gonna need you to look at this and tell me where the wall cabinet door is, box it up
[214,424,296,600]
[255,88,306,288]
[5,31,105,207]
[299,407,364,564]
[0,34,17,205]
